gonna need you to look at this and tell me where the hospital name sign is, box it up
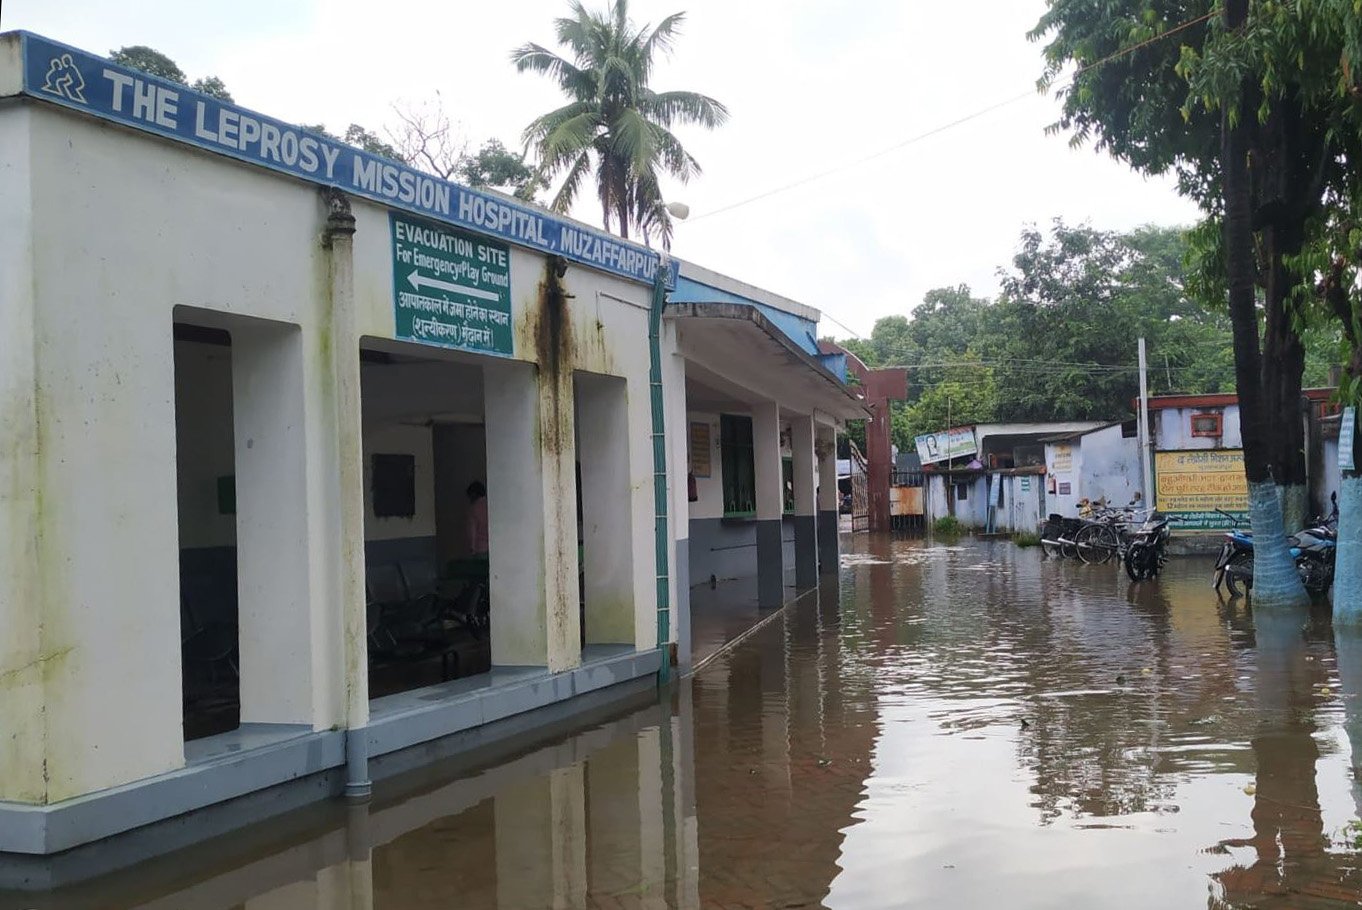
[20,33,676,288]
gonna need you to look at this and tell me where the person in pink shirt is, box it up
[466,481,489,558]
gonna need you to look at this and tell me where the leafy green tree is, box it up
[1032,0,1317,605]
[110,46,232,101]
[904,365,1000,440]
[191,76,233,102]
[109,46,186,83]
[512,0,728,246]
[343,124,402,162]
[461,140,541,199]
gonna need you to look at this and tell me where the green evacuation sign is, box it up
[391,213,513,356]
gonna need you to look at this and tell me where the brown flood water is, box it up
[14,537,1362,909]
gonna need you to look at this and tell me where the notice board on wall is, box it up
[689,422,712,477]
[1154,449,1247,530]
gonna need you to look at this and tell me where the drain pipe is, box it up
[648,258,672,683]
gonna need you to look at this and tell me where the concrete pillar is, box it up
[817,424,840,575]
[484,360,580,670]
[790,414,817,590]
[0,106,46,803]
[666,340,692,670]
[752,402,785,608]
[320,192,369,779]
[575,372,635,645]
[6,118,182,798]
[233,323,321,725]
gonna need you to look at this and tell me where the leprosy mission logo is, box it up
[40,52,88,104]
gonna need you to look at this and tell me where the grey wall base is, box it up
[0,648,660,880]
[688,516,796,586]
[675,538,692,671]
[818,510,839,574]
[756,519,786,608]
[793,514,817,588]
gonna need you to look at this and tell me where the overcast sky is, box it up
[4,0,1200,337]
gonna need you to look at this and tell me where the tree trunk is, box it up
[616,170,631,241]
[1259,97,1311,532]
[1223,0,1309,608]
[1264,234,1310,532]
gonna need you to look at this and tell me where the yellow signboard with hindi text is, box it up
[1154,449,1247,530]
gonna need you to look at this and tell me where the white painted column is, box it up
[576,372,635,646]
[817,424,840,575]
[790,414,817,589]
[0,106,45,803]
[232,323,321,726]
[484,360,580,670]
[752,402,785,608]
[665,330,692,668]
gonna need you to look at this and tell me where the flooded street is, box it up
[15,538,1362,910]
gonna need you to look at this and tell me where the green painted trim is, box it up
[648,269,671,683]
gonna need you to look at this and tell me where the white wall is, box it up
[173,349,475,549]
[1002,475,1044,533]
[1321,437,1342,511]
[1079,424,1142,508]
[360,423,435,542]
[2,97,663,802]
[1045,442,1084,516]
[1156,405,1242,451]
[686,410,725,520]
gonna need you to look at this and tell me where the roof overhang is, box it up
[669,302,869,423]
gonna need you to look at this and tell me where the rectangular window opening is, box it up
[1190,412,1223,438]
[720,414,756,517]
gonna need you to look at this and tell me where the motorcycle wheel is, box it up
[1299,556,1333,597]
[1224,552,1254,597]
[1124,544,1147,582]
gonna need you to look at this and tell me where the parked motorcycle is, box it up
[1212,495,1338,597]
[1211,510,1254,595]
[1124,512,1175,581]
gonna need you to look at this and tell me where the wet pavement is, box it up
[12,536,1362,909]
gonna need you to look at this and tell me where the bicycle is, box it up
[1073,506,1147,565]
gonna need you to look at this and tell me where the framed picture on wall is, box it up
[689,422,712,478]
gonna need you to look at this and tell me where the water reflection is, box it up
[14,540,1362,910]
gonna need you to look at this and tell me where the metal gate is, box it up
[849,441,870,533]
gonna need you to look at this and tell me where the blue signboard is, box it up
[17,32,677,289]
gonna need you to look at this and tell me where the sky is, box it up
[3,0,1201,338]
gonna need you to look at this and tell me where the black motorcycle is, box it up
[1124,512,1174,581]
[1213,495,1338,597]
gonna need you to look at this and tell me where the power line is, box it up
[684,10,1218,225]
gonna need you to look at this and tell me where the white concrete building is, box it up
[922,421,1105,531]
[0,33,862,868]
[1041,421,1144,517]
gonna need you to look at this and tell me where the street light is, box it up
[665,201,690,220]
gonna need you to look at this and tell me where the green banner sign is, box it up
[391,212,513,356]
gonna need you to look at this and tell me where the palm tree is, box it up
[512,0,727,247]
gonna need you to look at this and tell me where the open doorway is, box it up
[359,340,493,699]
[173,321,240,740]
